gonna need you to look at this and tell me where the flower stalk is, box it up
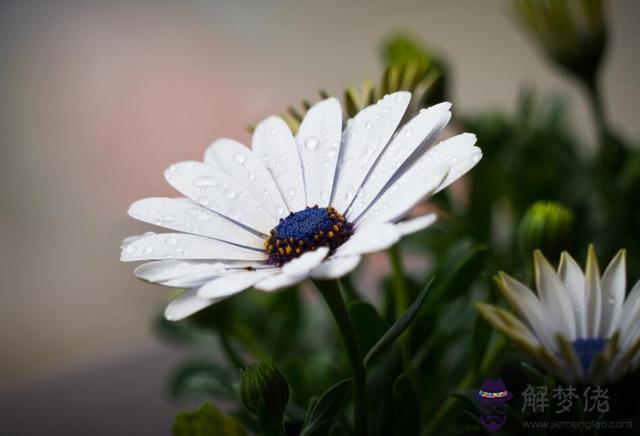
[313,279,367,436]
[389,244,412,369]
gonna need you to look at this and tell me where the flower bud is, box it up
[381,34,448,107]
[518,201,573,261]
[514,0,606,84]
[240,360,289,416]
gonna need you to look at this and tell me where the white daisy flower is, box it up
[478,247,640,384]
[121,92,481,321]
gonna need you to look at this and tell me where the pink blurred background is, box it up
[1,0,639,434]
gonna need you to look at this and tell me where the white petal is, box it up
[204,139,289,219]
[356,133,480,224]
[534,251,576,340]
[394,213,437,236]
[135,259,260,282]
[254,271,307,291]
[333,224,400,257]
[165,161,275,234]
[296,98,342,207]
[252,116,306,212]
[120,233,266,262]
[128,197,265,249]
[620,303,640,349]
[331,92,410,211]
[599,250,626,337]
[310,255,361,279]
[355,163,449,225]
[282,247,329,276]
[585,246,602,337]
[428,133,483,195]
[498,273,558,353]
[343,102,451,219]
[164,289,218,321]
[620,279,640,342]
[197,269,277,299]
[558,252,588,338]
[121,234,145,249]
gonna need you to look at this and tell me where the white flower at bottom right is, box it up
[478,246,640,384]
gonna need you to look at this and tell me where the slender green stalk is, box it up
[584,75,606,143]
[313,279,367,436]
[219,332,245,370]
[389,244,411,369]
[389,244,409,318]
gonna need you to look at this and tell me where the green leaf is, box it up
[348,301,388,355]
[300,379,353,436]
[169,361,237,400]
[365,277,435,367]
[173,402,247,436]
[392,375,420,436]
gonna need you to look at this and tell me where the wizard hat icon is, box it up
[474,378,513,404]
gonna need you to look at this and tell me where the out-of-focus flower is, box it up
[276,35,447,133]
[121,92,482,320]
[240,361,289,416]
[517,201,574,261]
[514,0,607,83]
[478,247,640,384]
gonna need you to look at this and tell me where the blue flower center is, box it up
[571,338,608,374]
[266,206,353,265]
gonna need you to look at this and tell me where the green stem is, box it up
[313,279,367,436]
[389,244,409,318]
[584,75,606,143]
[389,244,411,369]
[219,332,245,370]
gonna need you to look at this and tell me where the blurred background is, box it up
[1,0,639,434]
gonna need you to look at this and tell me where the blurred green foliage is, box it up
[162,2,640,434]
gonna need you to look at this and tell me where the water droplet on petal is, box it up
[405,129,414,139]
[276,205,285,216]
[223,189,237,200]
[287,188,296,198]
[305,136,319,150]
[143,246,153,254]
[234,153,246,164]
[125,245,136,254]
[325,149,336,158]
[394,93,405,102]
[321,190,329,200]
[198,197,210,206]
[364,120,372,129]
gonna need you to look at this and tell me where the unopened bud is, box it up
[518,201,573,261]
[240,360,289,416]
